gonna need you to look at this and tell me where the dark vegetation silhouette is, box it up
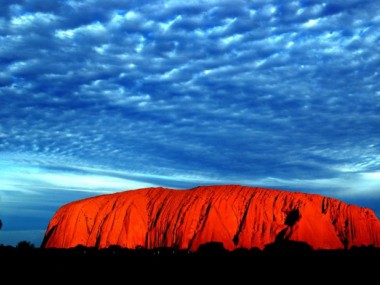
[1,240,379,258]
[0,240,379,275]
[16,240,35,250]
[196,242,228,256]
[265,240,313,255]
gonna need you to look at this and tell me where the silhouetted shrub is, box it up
[231,247,251,256]
[249,247,262,255]
[16,241,35,250]
[152,247,176,256]
[196,242,227,256]
[73,244,89,255]
[264,240,313,254]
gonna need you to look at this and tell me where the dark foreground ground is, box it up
[1,242,379,281]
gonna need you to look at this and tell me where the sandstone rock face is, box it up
[42,185,380,250]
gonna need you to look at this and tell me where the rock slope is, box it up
[42,185,380,250]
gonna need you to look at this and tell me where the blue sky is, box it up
[1,0,380,246]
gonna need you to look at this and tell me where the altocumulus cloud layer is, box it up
[1,0,380,245]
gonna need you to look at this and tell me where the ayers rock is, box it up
[42,185,380,250]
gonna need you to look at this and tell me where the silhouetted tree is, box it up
[16,241,35,250]
[264,240,312,254]
[196,242,227,256]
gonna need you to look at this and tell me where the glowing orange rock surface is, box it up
[42,185,380,250]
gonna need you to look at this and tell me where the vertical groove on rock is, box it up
[232,192,254,246]
[189,201,212,248]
